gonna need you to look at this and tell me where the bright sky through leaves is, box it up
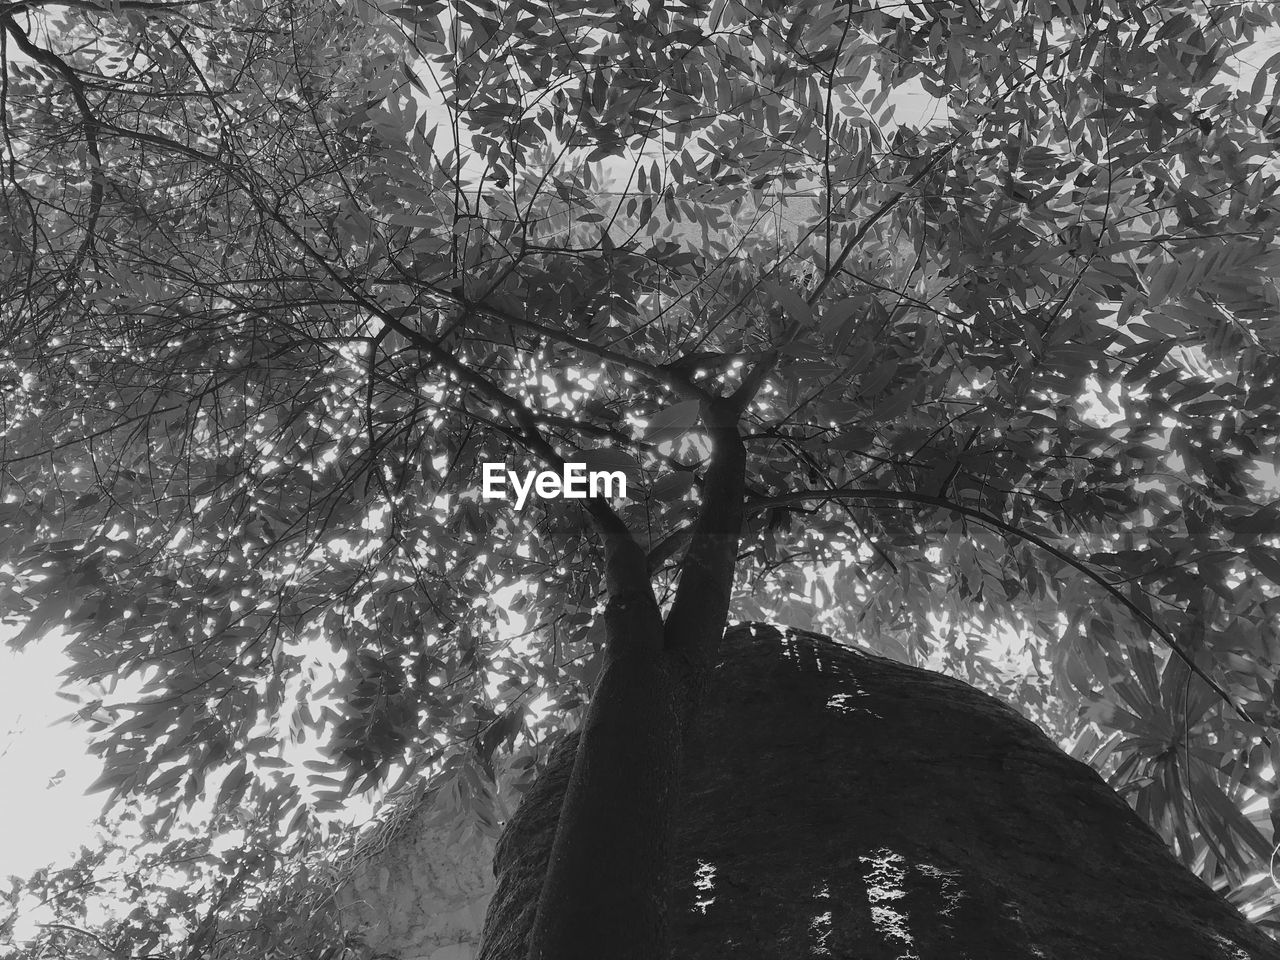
[6,0,1280,951]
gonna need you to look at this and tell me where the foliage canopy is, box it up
[5,0,1280,950]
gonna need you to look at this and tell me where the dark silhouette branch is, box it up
[379,309,635,540]
[2,15,102,281]
[728,353,776,412]
[663,399,747,709]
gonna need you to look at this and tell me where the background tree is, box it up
[4,0,1280,954]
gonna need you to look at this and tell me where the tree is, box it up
[1,804,365,960]
[4,0,1280,954]
[479,626,1280,959]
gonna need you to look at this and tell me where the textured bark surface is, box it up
[523,414,744,959]
[478,624,1280,960]
[524,640,682,959]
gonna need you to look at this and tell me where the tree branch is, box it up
[662,398,746,707]
[808,130,966,305]
[753,487,1259,735]
[728,351,777,412]
[385,309,636,540]
[2,15,102,279]
[415,282,709,403]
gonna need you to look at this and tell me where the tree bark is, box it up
[524,536,681,959]
[523,402,746,960]
[481,625,1280,960]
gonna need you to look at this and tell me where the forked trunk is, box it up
[521,406,747,959]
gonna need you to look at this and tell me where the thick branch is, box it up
[662,399,747,703]
[728,351,777,412]
[601,531,660,640]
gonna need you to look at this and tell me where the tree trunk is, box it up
[522,405,747,959]
[523,592,683,959]
[479,624,1280,960]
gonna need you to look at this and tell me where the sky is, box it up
[2,12,1279,905]
[0,627,107,878]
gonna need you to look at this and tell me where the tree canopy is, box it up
[5,0,1280,952]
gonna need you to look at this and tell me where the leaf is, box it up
[761,281,815,325]
[1246,547,1280,587]
[385,212,438,228]
[10,591,73,650]
[827,428,874,451]
[858,358,899,397]
[1252,63,1270,107]
[649,472,694,501]
[1147,262,1179,306]
[577,447,642,479]
[874,381,919,421]
[1226,502,1280,539]
[642,400,701,445]
[1083,698,1117,725]
[86,764,133,796]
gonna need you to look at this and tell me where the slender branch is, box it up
[753,487,1259,735]
[415,282,709,402]
[41,71,643,547]
[646,524,691,574]
[809,129,968,306]
[724,133,970,407]
[381,309,635,540]
[2,15,102,278]
[662,349,772,378]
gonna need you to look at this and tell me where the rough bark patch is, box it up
[478,624,1280,960]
